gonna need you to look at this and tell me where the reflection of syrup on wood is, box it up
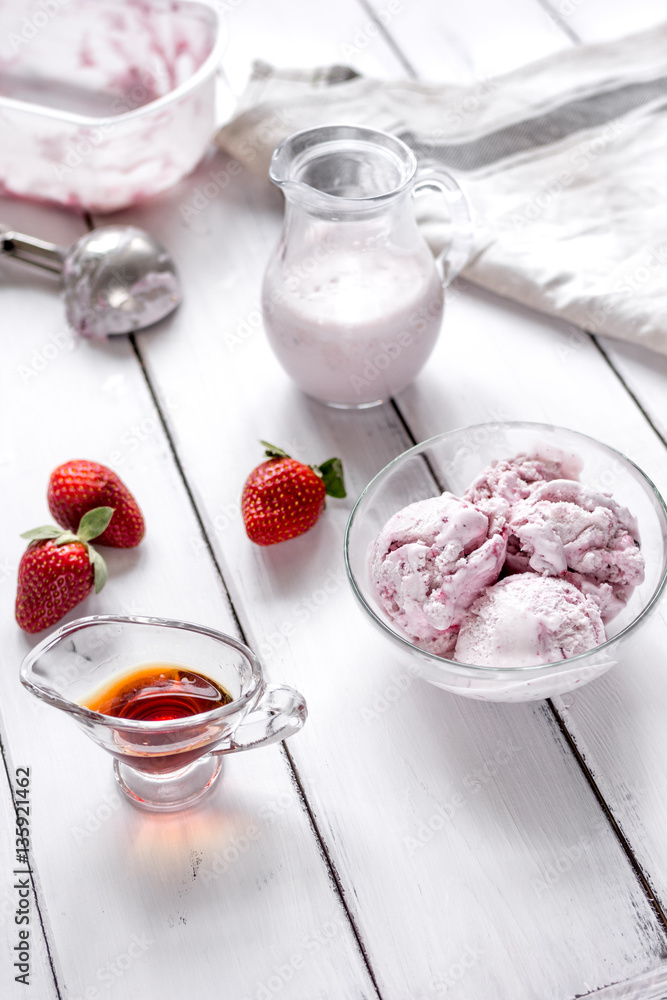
[82,664,232,722]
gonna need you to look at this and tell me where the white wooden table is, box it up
[3,1,667,997]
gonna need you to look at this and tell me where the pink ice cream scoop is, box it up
[454,573,606,667]
[506,479,644,621]
[464,449,582,505]
[370,492,508,656]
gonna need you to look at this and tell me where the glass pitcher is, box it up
[262,125,472,408]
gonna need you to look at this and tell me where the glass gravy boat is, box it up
[20,616,307,812]
[262,125,473,408]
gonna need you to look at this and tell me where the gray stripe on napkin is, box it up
[398,75,667,170]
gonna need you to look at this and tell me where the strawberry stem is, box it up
[258,440,346,497]
[77,506,114,542]
[88,546,108,593]
[315,458,346,498]
[20,525,63,542]
[260,441,291,460]
[20,509,111,595]
[54,531,79,546]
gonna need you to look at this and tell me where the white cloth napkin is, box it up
[217,24,667,355]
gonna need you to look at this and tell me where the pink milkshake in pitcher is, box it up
[261,126,472,408]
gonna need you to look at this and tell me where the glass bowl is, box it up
[0,0,225,212]
[344,422,667,703]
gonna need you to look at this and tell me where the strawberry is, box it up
[47,459,145,548]
[15,507,113,634]
[242,441,346,546]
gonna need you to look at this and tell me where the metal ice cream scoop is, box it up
[0,224,181,339]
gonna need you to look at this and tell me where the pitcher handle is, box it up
[211,684,307,756]
[412,163,473,287]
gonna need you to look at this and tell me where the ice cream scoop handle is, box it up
[0,227,65,274]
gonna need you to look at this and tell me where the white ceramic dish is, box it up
[0,0,225,212]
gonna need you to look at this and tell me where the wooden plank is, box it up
[538,0,667,44]
[523,0,667,953]
[366,0,667,991]
[363,0,569,81]
[392,284,667,934]
[104,122,667,999]
[593,341,667,442]
[535,0,667,441]
[219,0,407,99]
[0,198,376,1000]
[0,733,58,1000]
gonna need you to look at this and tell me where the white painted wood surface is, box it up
[527,0,667,962]
[0,739,56,1000]
[220,0,407,97]
[4,1,667,998]
[0,198,376,1000]
[539,0,667,44]
[364,0,569,81]
[110,157,667,998]
[85,3,667,999]
[368,2,667,995]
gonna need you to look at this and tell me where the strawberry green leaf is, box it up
[88,545,108,594]
[20,525,63,541]
[54,532,80,546]
[77,506,114,542]
[317,457,346,498]
[260,441,291,460]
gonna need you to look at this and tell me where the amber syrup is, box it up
[82,663,233,722]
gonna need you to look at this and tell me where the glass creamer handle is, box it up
[211,684,307,756]
[412,164,473,287]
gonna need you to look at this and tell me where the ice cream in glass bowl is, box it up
[344,422,667,702]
